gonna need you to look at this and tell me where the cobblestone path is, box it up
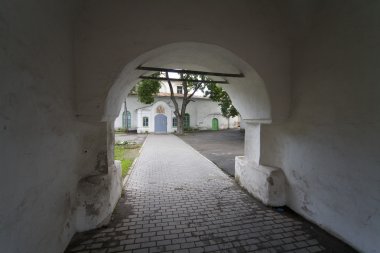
[66,135,356,253]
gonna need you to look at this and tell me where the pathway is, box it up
[66,134,355,253]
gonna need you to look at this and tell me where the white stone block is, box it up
[235,156,286,206]
[74,163,122,232]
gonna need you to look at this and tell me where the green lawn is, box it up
[114,143,141,178]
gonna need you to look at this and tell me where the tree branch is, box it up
[166,71,180,117]
[187,82,202,101]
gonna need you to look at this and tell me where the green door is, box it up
[212,118,219,130]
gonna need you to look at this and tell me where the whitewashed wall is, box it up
[114,95,240,132]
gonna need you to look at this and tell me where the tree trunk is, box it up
[177,116,184,135]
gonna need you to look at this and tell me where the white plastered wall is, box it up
[0,1,122,253]
[0,1,98,253]
[260,2,380,252]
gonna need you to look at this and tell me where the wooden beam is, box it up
[136,65,244,78]
[139,75,229,84]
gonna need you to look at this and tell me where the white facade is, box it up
[114,80,240,133]
[114,85,240,133]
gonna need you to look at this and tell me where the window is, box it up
[172,117,177,127]
[177,86,183,94]
[122,111,131,129]
[127,111,131,129]
[143,117,149,127]
[184,113,190,128]
[122,111,127,128]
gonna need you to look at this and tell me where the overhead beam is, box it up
[139,75,229,84]
[136,65,244,78]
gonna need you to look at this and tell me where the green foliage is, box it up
[121,159,133,177]
[114,144,140,178]
[205,83,239,118]
[181,73,207,94]
[136,73,161,104]
[114,145,126,160]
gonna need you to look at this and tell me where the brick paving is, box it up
[66,134,356,253]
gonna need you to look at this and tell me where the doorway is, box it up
[212,118,219,130]
[154,114,167,133]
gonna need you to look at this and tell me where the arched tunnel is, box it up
[1,1,379,252]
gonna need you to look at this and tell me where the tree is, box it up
[205,83,239,128]
[136,73,161,104]
[136,72,238,133]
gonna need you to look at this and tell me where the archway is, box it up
[105,42,282,199]
[101,42,285,234]
[105,42,271,166]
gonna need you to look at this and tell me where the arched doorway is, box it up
[212,118,219,130]
[154,114,167,133]
[184,113,190,129]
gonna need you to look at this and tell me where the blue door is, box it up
[154,114,167,133]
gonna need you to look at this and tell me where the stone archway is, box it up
[104,42,286,208]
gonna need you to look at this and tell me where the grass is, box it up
[114,143,141,178]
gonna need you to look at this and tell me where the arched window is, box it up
[127,111,131,129]
[184,113,190,128]
[122,111,132,129]
[122,111,127,128]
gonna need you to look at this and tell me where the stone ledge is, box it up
[235,156,286,206]
[74,162,122,232]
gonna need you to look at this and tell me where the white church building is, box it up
[114,82,240,133]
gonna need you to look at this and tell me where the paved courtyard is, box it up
[66,134,356,253]
[179,129,244,176]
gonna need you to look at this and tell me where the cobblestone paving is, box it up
[66,135,356,253]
